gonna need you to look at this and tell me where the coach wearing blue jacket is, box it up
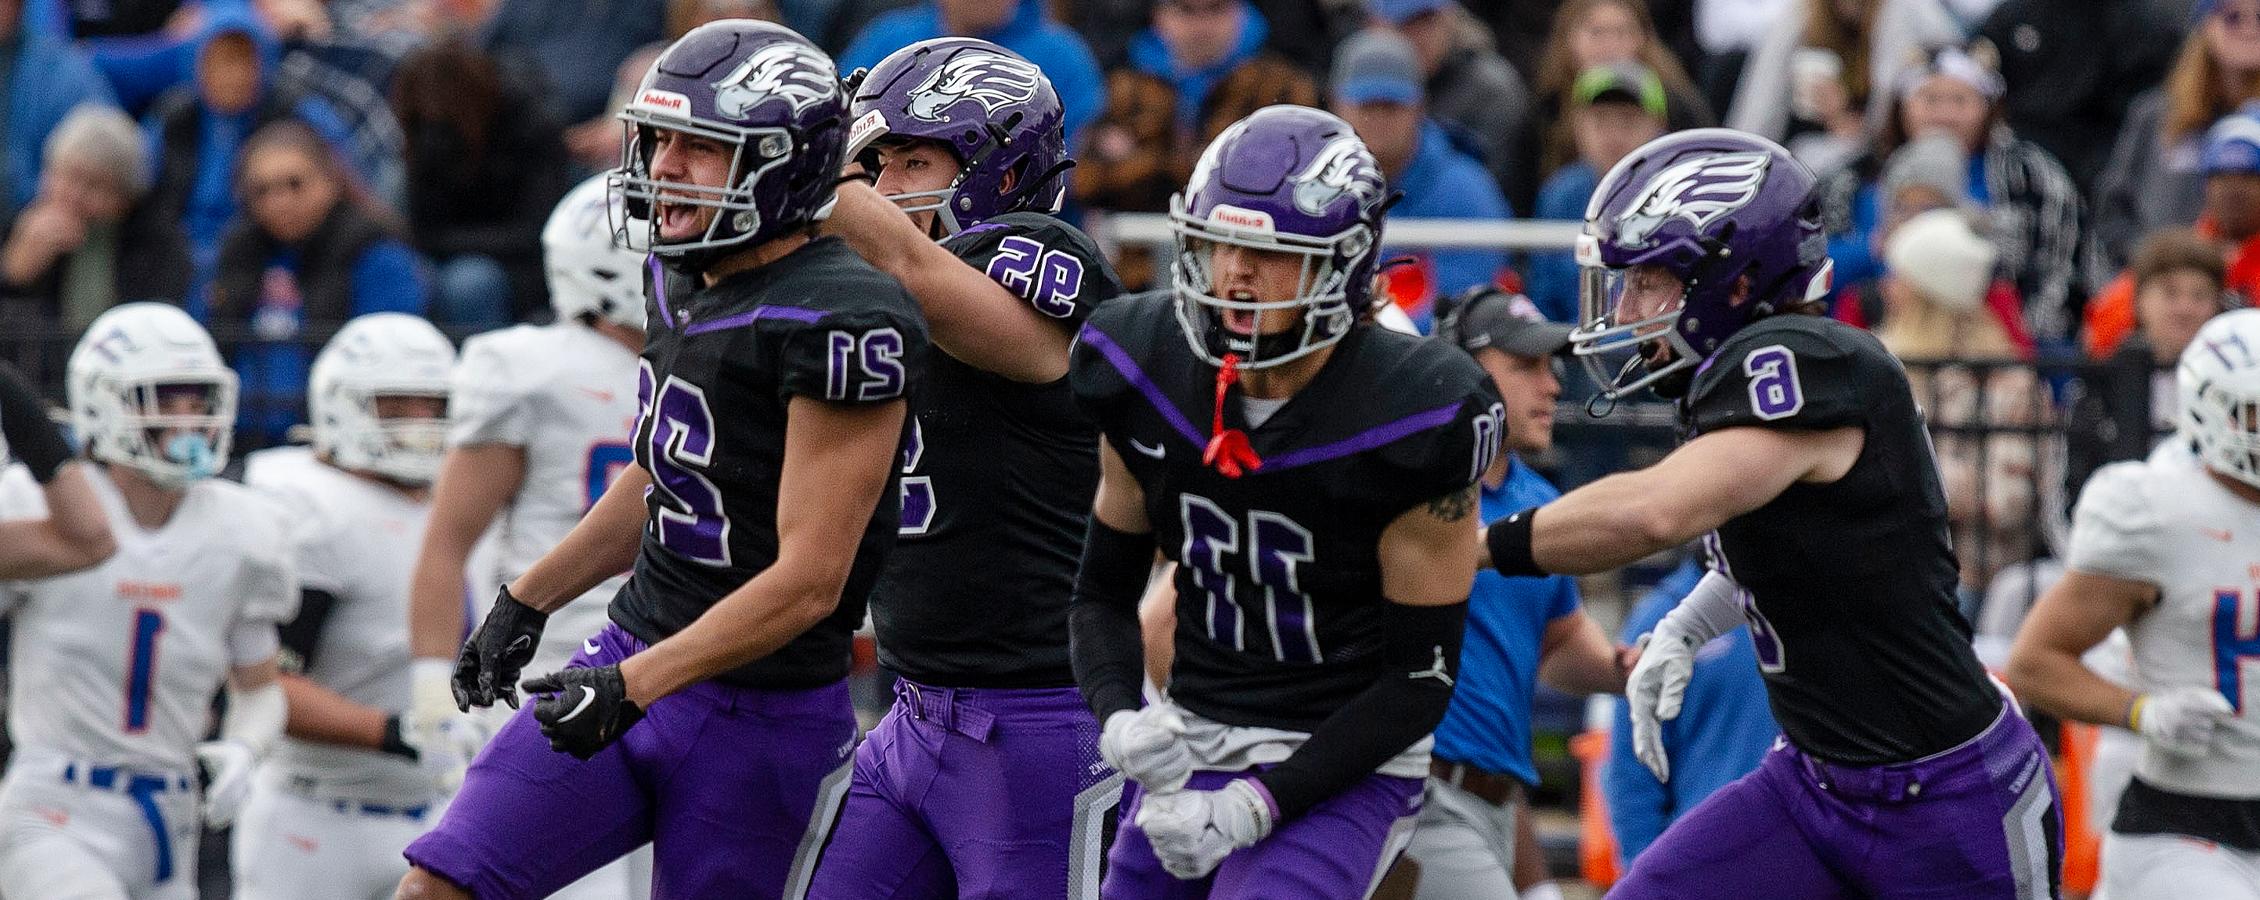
[1399,290,1628,900]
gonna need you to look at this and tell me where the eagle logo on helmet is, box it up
[1613,150,1771,250]
[907,51,1040,123]
[1290,136,1383,217]
[713,42,837,118]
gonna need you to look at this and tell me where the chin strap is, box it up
[1202,353,1263,479]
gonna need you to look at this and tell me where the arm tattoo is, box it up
[1425,487,1476,523]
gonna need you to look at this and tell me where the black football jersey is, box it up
[1070,293,1504,732]
[868,213,1125,688]
[1683,314,1999,764]
[609,239,928,689]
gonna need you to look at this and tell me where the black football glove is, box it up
[453,586,548,710]
[526,665,645,760]
[0,359,71,484]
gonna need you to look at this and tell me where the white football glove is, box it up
[1135,778,1275,880]
[1101,705,1194,793]
[194,739,257,827]
[2131,687,2234,756]
[409,658,492,794]
[1625,630,1698,783]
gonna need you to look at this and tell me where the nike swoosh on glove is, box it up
[2131,687,2235,756]
[1101,705,1194,793]
[526,665,644,760]
[194,739,257,827]
[1134,778,1276,880]
[1626,630,1698,783]
[455,586,548,710]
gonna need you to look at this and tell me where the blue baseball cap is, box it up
[2203,111,2260,176]
[1368,0,1452,25]
[1332,28,1423,106]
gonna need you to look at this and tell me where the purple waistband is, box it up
[1786,703,2034,802]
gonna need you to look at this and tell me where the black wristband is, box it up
[380,714,419,761]
[1485,507,1545,578]
[0,360,70,484]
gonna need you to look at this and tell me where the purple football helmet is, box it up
[1570,128,1833,400]
[611,20,846,267]
[1170,105,1389,370]
[847,37,1068,235]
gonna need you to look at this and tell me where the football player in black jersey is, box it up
[803,38,1127,899]
[1481,129,2062,899]
[397,22,928,900]
[1067,105,1503,897]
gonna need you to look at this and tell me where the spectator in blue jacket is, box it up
[140,5,361,300]
[484,0,663,126]
[1332,27,1510,331]
[1526,62,1669,323]
[839,0,1102,145]
[208,120,426,446]
[0,0,120,219]
[1605,557,1779,865]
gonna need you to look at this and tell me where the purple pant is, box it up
[404,623,858,900]
[1104,767,1424,899]
[802,680,1119,899]
[1613,707,2062,900]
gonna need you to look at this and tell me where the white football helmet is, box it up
[67,302,238,487]
[309,313,456,485]
[2180,308,2260,490]
[545,174,649,331]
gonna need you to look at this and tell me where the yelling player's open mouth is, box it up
[657,200,699,235]
[1222,290,1260,336]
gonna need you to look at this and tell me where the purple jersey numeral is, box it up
[2216,588,2260,713]
[635,359,732,566]
[984,235,1084,319]
[1703,532,1783,673]
[825,328,907,401]
[898,416,935,536]
[1180,495,1322,663]
[1738,587,1785,674]
[1743,345,1804,421]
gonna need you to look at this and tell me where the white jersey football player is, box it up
[2009,308,2260,898]
[0,303,296,900]
[232,314,456,900]
[404,174,651,898]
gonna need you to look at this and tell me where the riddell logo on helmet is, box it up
[634,89,691,118]
[1209,205,1274,232]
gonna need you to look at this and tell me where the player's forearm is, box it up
[0,464,116,579]
[1539,616,1629,695]
[618,564,843,704]
[509,466,649,613]
[2004,644,2138,730]
[408,546,472,660]
[1538,475,1699,573]
[1257,601,1465,822]
[277,674,390,751]
[40,463,111,548]
[1071,516,1157,720]
[823,182,923,277]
